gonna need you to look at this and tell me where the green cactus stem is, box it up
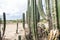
[23,13,25,29]
[3,12,6,37]
[0,18,2,40]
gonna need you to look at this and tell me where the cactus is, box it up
[25,0,60,40]
[36,5,40,22]
[26,0,30,24]
[27,4,33,40]
[0,18,2,24]
[0,18,2,40]
[3,12,6,37]
[31,0,36,40]
[38,0,46,20]
[45,0,53,31]
[51,0,57,30]
[31,0,39,40]
[55,0,60,39]
[26,11,28,24]
[55,0,60,31]
[23,13,27,40]
[23,13,25,29]
[26,0,34,40]
[16,20,18,34]
[18,35,21,40]
[26,0,40,40]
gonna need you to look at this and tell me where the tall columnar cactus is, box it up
[0,18,2,40]
[36,5,40,22]
[30,0,36,40]
[27,3,33,40]
[26,0,30,24]
[26,0,34,40]
[0,18,1,32]
[3,12,6,37]
[51,0,57,29]
[23,13,25,29]
[38,0,46,20]
[26,0,60,40]
[55,0,60,39]
[55,0,60,31]
[45,0,58,31]
[26,0,29,23]
[45,0,53,31]
[26,0,40,40]
[0,18,2,24]
[23,13,27,40]
[26,11,28,24]
[16,20,18,34]
[31,0,38,40]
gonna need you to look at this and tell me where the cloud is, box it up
[0,0,27,20]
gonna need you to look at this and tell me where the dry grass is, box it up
[48,29,59,40]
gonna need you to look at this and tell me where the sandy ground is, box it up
[1,23,29,40]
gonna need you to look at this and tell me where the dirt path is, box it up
[1,23,28,40]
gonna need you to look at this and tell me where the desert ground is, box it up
[1,22,59,40]
[1,23,29,40]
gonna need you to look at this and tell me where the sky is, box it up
[0,0,27,20]
[0,0,45,20]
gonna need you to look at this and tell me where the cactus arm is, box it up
[38,0,46,20]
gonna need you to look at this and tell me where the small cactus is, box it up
[0,18,2,40]
[18,35,21,40]
[23,13,25,29]
[3,12,6,36]
[16,20,18,34]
